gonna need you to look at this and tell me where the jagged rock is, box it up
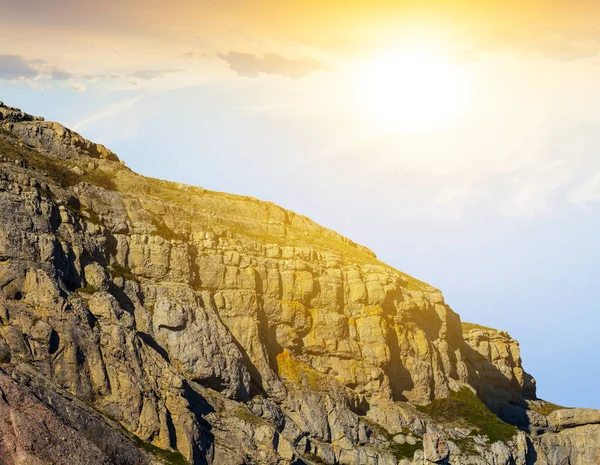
[548,408,600,432]
[0,101,598,464]
[0,102,45,123]
[423,432,449,463]
[0,366,157,465]
[463,323,536,403]
[526,408,600,465]
[532,425,600,465]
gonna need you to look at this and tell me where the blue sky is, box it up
[2,0,600,409]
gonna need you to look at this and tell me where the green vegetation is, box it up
[360,417,393,440]
[132,435,188,465]
[360,418,413,441]
[3,112,426,296]
[462,322,496,333]
[389,441,422,460]
[416,387,517,443]
[359,418,422,460]
[85,167,117,191]
[528,401,566,417]
[231,406,269,427]
[124,173,403,269]
[77,284,98,294]
[301,453,326,465]
[82,401,187,464]
[454,436,479,455]
[0,135,117,191]
[109,263,138,282]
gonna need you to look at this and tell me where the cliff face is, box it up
[0,101,598,465]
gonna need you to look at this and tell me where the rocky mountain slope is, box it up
[0,100,598,465]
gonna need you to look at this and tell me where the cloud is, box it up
[51,68,74,80]
[132,69,183,80]
[0,55,88,89]
[0,55,39,80]
[28,81,47,91]
[569,174,600,209]
[4,0,600,65]
[219,52,328,78]
[73,95,145,130]
[65,82,86,92]
[82,73,122,82]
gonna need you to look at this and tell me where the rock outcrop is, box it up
[0,101,598,464]
[529,409,600,465]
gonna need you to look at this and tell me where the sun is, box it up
[356,48,466,131]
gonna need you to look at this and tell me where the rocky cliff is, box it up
[0,101,598,465]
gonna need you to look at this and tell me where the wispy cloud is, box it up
[65,81,86,92]
[569,173,600,209]
[72,95,145,130]
[51,68,74,80]
[81,73,122,82]
[219,52,328,78]
[179,52,198,59]
[132,69,183,80]
[0,55,39,80]
[0,55,93,91]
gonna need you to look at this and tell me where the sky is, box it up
[1,0,600,409]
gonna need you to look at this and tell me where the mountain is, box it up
[0,100,598,465]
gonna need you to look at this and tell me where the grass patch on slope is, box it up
[108,263,138,282]
[0,134,117,191]
[388,441,422,461]
[76,284,98,294]
[416,387,517,443]
[132,435,188,465]
[461,322,497,333]
[527,401,567,417]
[231,406,269,427]
[359,418,422,460]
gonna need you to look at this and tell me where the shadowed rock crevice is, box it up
[136,332,170,363]
[384,323,414,401]
[48,329,60,355]
[182,381,214,465]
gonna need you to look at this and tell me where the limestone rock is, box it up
[423,432,449,463]
[0,366,155,465]
[0,101,599,465]
[532,425,600,465]
[547,408,600,432]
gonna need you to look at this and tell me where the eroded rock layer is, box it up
[0,101,598,465]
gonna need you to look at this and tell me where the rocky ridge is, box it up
[0,101,598,464]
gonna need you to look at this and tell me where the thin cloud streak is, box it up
[219,52,329,78]
[72,95,145,131]
[132,69,184,80]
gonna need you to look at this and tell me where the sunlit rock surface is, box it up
[0,101,598,464]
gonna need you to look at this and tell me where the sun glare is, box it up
[356,49,466,131]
